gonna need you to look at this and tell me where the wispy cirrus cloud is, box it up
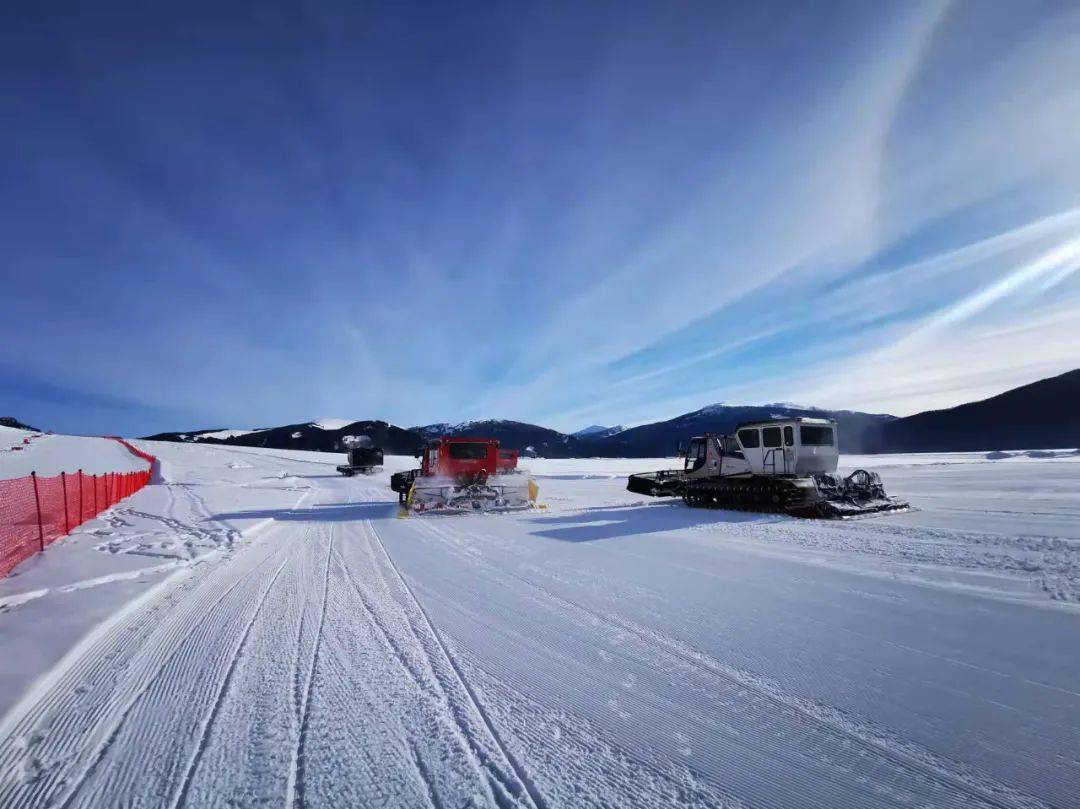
[1,1,1077,435]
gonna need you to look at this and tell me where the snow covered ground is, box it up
[0,439,1078,807]
[0,426,149,478]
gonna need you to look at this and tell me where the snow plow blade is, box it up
[627,470,685,497]
[791,470,909,519]
[407,475,537,514]
[787,496,911,519]
[819,499,910,519]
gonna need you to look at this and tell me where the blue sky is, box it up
[2,0,1079,436]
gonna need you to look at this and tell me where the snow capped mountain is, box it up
[414,419,515,435]
[412,420,569,456]
[759,401,820,411]
[310,418,356,431]
[141,369,1080,457]
[572,425,625,439]
[696,401,820,416]
[146,420,424,455]
[194,428,261,441]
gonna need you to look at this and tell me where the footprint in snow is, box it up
[17,757,43,784]
[674,731,692,756]
[607,698,632,720]
[17,731,44,750]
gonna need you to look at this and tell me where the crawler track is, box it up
[683,477,909,518]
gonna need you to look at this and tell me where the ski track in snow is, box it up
[400,518,1049,809]
[0,443,1077,807]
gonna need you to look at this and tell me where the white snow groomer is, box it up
[627,418,907,518]
[336,435,384,476]
[390,437,538,513]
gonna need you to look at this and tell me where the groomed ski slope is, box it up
[0,425,149,477]
[0,440,1078,807]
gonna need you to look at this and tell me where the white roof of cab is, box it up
[735,416,835,429]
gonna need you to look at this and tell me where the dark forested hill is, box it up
[142,369,1079,456]
[866,369,1080,452]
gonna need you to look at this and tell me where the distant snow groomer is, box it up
[627,418,907,518]
[390,437,538,513]
[336,435,384,476]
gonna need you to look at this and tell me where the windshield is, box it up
[447,442,490,460]
[684,439,706,470]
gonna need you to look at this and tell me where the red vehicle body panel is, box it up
[497,449,519,472]
[420,437,501,478]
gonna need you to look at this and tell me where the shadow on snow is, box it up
[209,501,399,523]
[527,501,777,543]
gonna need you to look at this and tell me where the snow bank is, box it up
[0,439,326,718]
[0,433,150,480]
[0,425,37,452]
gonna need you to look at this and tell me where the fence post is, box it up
[78,470,84,526]
[62,471,70,534]
[31,472,45,552]
[93,474,98,513]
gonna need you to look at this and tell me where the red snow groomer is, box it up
[390,437,538,513]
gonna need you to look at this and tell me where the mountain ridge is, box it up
[140,369,1079,457]
[868,368,1080,452]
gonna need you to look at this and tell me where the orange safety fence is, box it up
[0,439,157,578]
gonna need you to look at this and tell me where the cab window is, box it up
[762,427,782,448]
[448,442,489,460]
[784,426,794,446]
[721,435,744,459]
[800,426,835,446]
[684,439,706,470]
[738,429,760,448]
